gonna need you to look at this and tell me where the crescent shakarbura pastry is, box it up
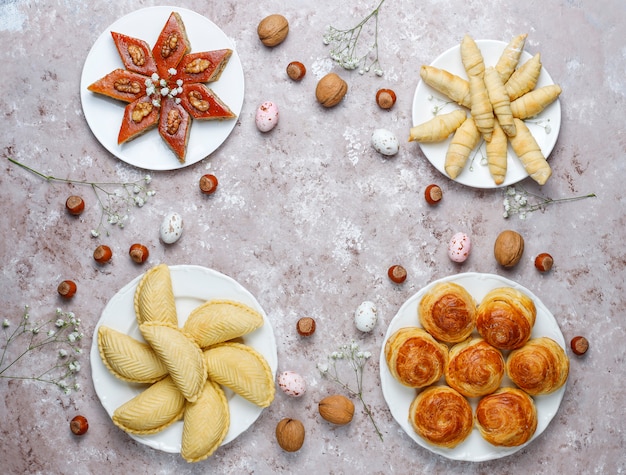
[384,327,448,388]
[112,375,185,435]
[181,379,230,463]
[445,116,481,179]
[133,263,178,327]
[445,337,505,398]
[418,281,477,343]
[408,109,467,143]
[183,299,264,348]
[495,33,528,84]
[506,336,569,396]
[139,322,206,403]
[475,387,538,447]
[97,325,168,384]
[505,53,542,101]
[203,342,275,407]
[476,286,536,351]
[409,385,473,448]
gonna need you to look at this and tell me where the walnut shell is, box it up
[318,394,355,425]
[494,230,525,267]
[257,14,289,47]
[275,418,305,452]
[315,73,348,108]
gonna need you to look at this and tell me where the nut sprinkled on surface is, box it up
[318,394,355,425]
[65,195,85,216]
[494,230,524,268]
[570,336,589,355]
[199,174,219,194]
[296,317,316,336]
[534,253,554,272]
[57,280,77,298]
[257,14,289,47]
[129,243,149,264]
[93,245,113,264]
[70,415,89,436]
[286,61,306,81]
[388,265,407,284]
[424,184,442,205]
[315,73,348,108]
[376,88,396,109]
[275,418,305,452]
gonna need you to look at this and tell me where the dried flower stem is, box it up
[323,0,386,76]
[7,156,155,237]
[503,185,596,219]
[1,306,83,394]
[318,342,383,441]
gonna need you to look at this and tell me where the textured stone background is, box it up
[1,0,624,473]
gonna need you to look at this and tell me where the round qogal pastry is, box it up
[380,272,567,462]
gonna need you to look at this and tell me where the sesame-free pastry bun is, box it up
[384,327,448,388]
[476,286,536,350]
[445,337,505,398]
[418,281,477,343]
[181,379,230,463]
[182,299,264,348]
[97,325,168,384]
[203,342,275,408]
[409,385,473,449]
[506,337,569,396]
[112,376,185,435]
[133,263,178,327]
[475,387,538,447]
[139,322,206,403]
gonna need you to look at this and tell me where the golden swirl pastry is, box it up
[506,337,569,395]
[475,387,538,446]
[409,385,473,448]
[385,327,448,388]
[476,287,536,350]
[445,337,505,397]
[418,282,477,343]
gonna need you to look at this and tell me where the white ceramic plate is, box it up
[411,39,561,188]
[80,6,244,171]
[379,272,566,462]
[90,265,277,453]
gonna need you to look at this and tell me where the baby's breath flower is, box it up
[1,306,83,394]
[323,0,386,76]
[319,340,383,441]
[502,185,596,220]
[2,319,9,328]
[8,157,157,238]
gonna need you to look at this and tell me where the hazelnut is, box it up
[275,418,305,452]
[257,14,289,47]
[534,253,554,272]
[315,73,348,108]
[318,394,354,425]
[376,88,396,109]
[129,243,149,264]
[570,336,589,355]
[494,230,524,268]
[387,265,407,284]
[65,195,85,216]
[286,61,306,81]
[70,415,89,435]
[199,174,218,194]
[424,184,442,205]
[57,280,77,299]
[296,317,316,336]
[93,245,113,264]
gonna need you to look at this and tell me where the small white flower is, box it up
[74,383,81,391]
[32,327,39,335]
[144,174,152,184]
[331,351,340,359]
[147,190,156,197]
[317,362,329,373]
[91,229,100,238]
[151,73,159,82]
[68,333,76,343]
[160,79,167,87]
[168,68,177,75]
[176,79,183,87]
[2,319,9,328]
[350,342,359,351]
[160,87,170,96]
[47,330,55,337]
[363,351,372,359]
[134,197,145,207]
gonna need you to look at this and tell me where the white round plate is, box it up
[411,39,561,188]
[80,6,244,171]
[379,272,567,462]
[90,265,277,453]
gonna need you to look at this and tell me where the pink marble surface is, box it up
[1,0,625,473]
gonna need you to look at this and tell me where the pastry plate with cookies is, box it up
[90,265,277,455]
[80,7,244,170]
[379,272,567,462]
[411,39,561,189]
